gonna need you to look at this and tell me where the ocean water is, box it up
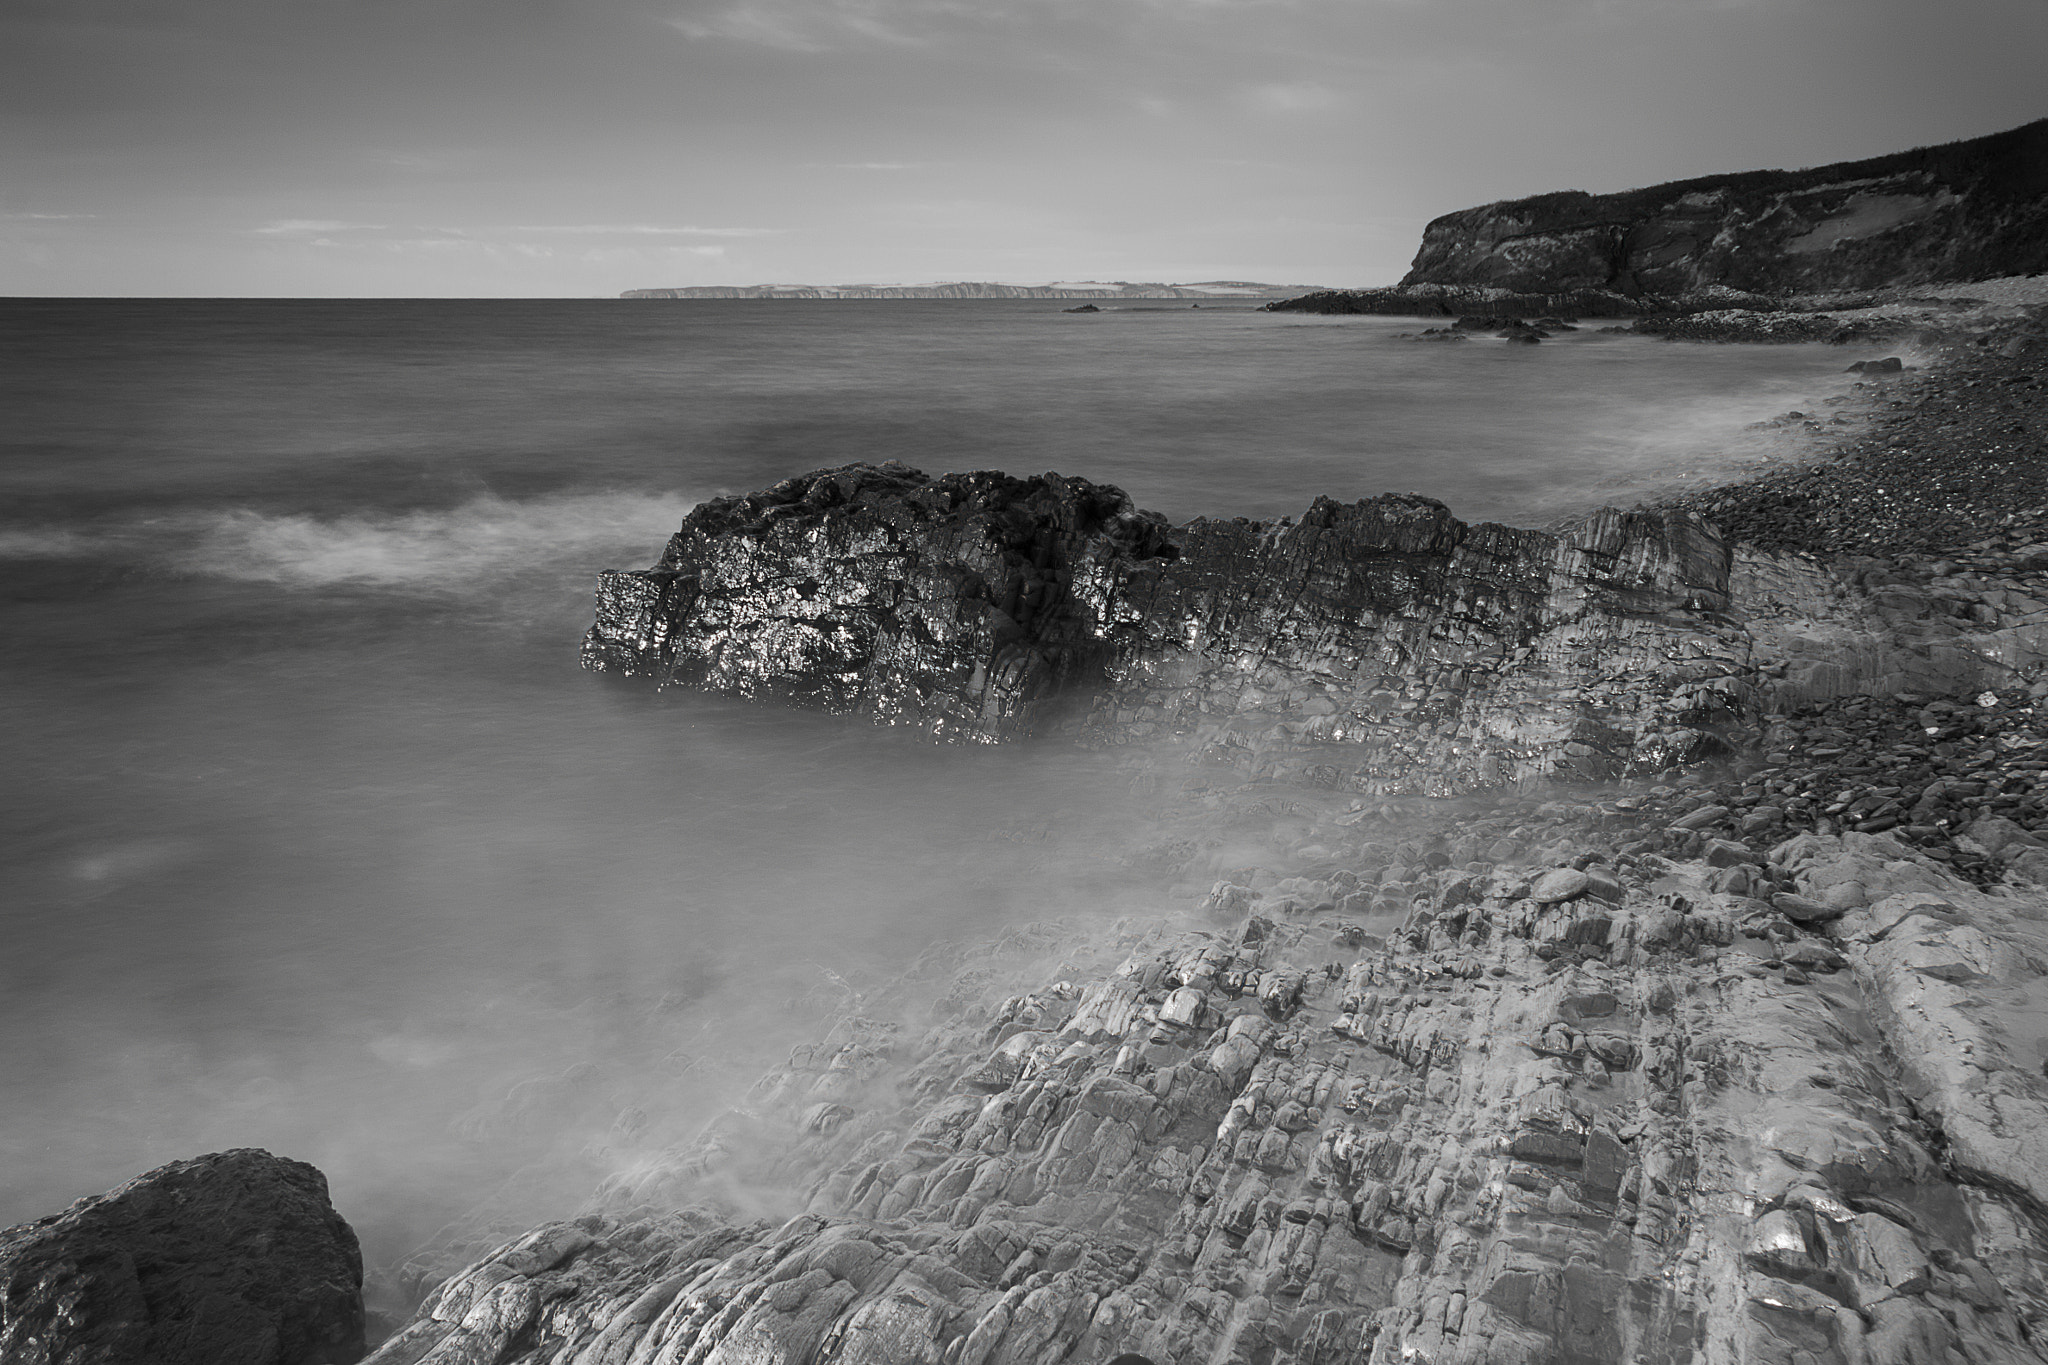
[0,298,1863,1299]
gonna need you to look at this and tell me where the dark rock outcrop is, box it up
[0,1148,367,1365]
[1267,283,1695,319]
[582,464,1741,792]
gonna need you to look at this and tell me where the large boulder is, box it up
[583,463,1741,794]
[0,1149,366,1365]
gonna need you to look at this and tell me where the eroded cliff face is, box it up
[581,465,1740,793]
[1398,119,2048,300]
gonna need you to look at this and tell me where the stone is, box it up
[1559,992,1618,1026]
[1158,986,1204,1027]
[1531,868,1591,904]
[1772,891,1842,923]
[0,1149,365,1365]
[1703,838,1753,867]
[1581,866,1626,902]
[1821,880,1869,910]
[1671,804,1731,832]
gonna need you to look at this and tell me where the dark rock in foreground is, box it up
[0,1148,367,1365]
[583,466,1740,792]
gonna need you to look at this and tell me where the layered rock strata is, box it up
[582,470,1740,792]
[0,1148,367,1365]
[358,784,2048,1365]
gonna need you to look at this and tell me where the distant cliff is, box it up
[622,280,1323,300]
[1405,118,2048,298]
[1274,118,2048,317]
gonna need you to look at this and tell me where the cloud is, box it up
[1238,80,1344,113]
[666,0,1299,51]
[253,219,385,235]
[666,0,1005,51]
[505,224,783,237]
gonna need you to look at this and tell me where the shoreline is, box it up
[353,295,2048,1359]
[13,290,2048,1365]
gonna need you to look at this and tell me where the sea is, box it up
[0,297,1872,1300]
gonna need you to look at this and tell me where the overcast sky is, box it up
[3,0,2043,297]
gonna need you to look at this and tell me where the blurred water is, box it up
[0,298,1853,1295]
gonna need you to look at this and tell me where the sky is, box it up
[3,0,2044,297]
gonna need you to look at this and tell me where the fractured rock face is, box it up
[582,463,1180,742]
[360,816,2048,1365]
[583,464,1739,794]
[0,1148,367,1365]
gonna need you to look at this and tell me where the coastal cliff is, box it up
[1273,118,2048,318]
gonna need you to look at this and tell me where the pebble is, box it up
[1659,310,2048,554]
[1530,868,1590,903]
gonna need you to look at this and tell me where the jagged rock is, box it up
[0,1149,366,1365]
[415,316,2048,1365]
[584,465,1739,793]
[360,813,2048,1365]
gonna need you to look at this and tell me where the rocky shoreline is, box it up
[9,303,2048,1365]
[363,296,2048,1364]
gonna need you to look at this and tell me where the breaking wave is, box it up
[0,491,702,590]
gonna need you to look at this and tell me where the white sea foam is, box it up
[1,491,701,588]
[180,491,699,588]
[0,527,96,557]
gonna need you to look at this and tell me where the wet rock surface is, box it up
[343,270,2048,1365]
[0,1148,367,1365]
[585,472,1740,793]
[355,764,2048,1364]
[352,322,2048,1365]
